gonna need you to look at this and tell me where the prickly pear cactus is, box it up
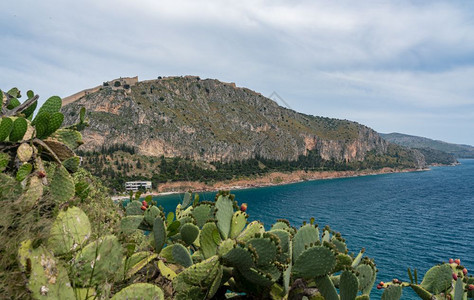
[17,240,75,299]
[72,235,123,287]
[111,283,164,300]
[48,206,91,255]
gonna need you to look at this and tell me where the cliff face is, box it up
[62,76,423,168]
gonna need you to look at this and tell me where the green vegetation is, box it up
[382,132,474,159]
[2,88,473,299]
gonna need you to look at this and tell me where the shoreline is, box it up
[111,167,430,201]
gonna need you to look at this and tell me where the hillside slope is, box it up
[62,76,425,173]
[381,133,474,159]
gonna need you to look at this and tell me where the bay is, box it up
[155,159,474,299]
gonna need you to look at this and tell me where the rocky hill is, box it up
[62,76,425,173]
[381,133,474,159]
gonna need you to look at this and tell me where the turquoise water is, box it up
[155,159,474,299]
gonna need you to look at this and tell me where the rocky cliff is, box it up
[62,76,424,168]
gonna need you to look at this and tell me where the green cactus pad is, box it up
[45,112,64,137]
[0,152,9,172]
[340,270,359,300]
[7,97,21,109]
[355,295,370,300]
[208,263,223,298]
[9,117,27,142]
[16,163,32,181]
[142,205,161,228]
[420,263,453,294]
[453,278,464,300]
[17,143,34,162]
[239,267,274,287]
[17,240,75,299]
[123,252,158,279]
[292,246,336,278]
[236,221,265,243]
[50,129,83,150]
[120,216,144,235]
[314,275,339,300]
[409,284,433,300]
[157,259,177,281]
[192,203,213,228]
[270,229,291,256]
[22,99,37,120]
[382,284,403,300]
[33,112,49,138]
[322,229,331,243]
[36,95,62,115]
[126,200,144,215]
[331,236,348,253]
[230,211,247,238]
[180,223,200,246]
[215,194,234,239]
[356,263,377,294]
[292,224,319,261]
[62,156,80,173]
[258,264,282,282]
[351,248,365,267]
[200,222,221,259]
[248,236,278,266]
[50,165,75,203]
[111,283,164,300]
[166,211,175,225]
[180,255,220,286]
[161,244,193,268]
[221,246,255,270]
[153,216,167,253]
[0,117,13,141]
[48,206,91,255]
[72,235,123,287]
[271,220,290,230]
[335,253,353,272]
[217,238,235,257]
[182,191,193,208]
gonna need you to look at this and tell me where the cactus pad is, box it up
[123,252,158,279]
[180,255,220,286]
[142,205,161,228]
[230,211,247,238]
[200,222,221,259]
[192,203,213,228]
[182,191,193,208]
[17,240,75,299]
[16,162,32,181]
[9,117,27,142]
[0,117,13,141]
[215,194,234,239]
[126,200,144,216]
[36,95,62,115]
[120,216,144,235]
[48,206,91,255]
[222,246,254,270]
[248,236,278,266]
[50,129,83,150]
[161,244,193,268]
[292,224,319,261]
[236,221,265,243]
[420,263,453,294]
[157,259,177,281]
[340,270,359,300]
[292,246,336,278]
[50,165,75,203]
[217,238,235,257]
[17,143,34,162]
[356,263,376,293]
[62,156,80,173]
[382,284,403,300]
[153,216,167,253]
[111,283,164,300]
[180,223,200,246]
[72,235,123,287]
[19,176,43,208]
[314,275,339,300]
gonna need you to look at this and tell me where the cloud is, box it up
[1,0,474,144]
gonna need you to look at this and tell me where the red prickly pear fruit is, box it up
[376,285,382,290]
[449,258,454,264]
[455,259,461,265]
[452,273,458,280]
[37,171,46,178]
[379,281,384,286]
[240,203,247,212]
[468,284,474,291]
[142,200,148,207]
[140,205,147,211]
[463,268,468,276]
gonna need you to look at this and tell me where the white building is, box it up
[125,181,152,192]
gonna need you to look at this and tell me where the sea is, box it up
[154,159,474,299]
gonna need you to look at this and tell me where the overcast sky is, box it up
[2,0,474,145]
